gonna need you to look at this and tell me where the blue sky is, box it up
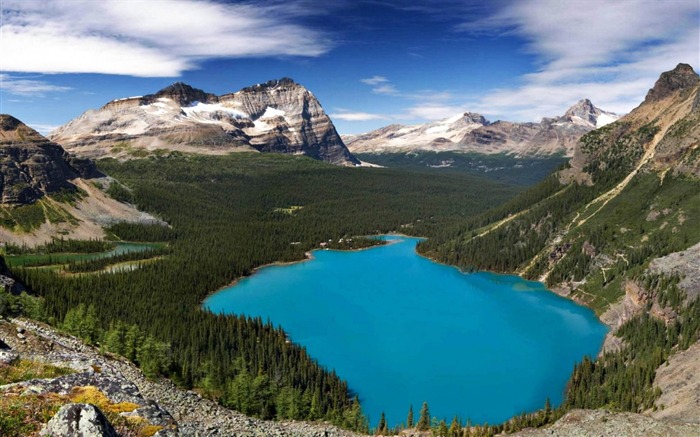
[1,0,699,135]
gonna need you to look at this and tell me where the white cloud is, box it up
[331,111,389,121]
[28,123,62,136]
[0,74,72,96]
[372,84,400,95]
[0,0,330,77]
[459,0,700,121]
[405,104,465,121]
[360,76,401,95]
[361,76,389,85]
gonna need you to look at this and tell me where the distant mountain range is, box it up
[344,99,620,157]
[49,78,621,166]
[49,79,359,166]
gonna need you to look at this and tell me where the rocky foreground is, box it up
[0,318,362,437]
[2,317,700,436]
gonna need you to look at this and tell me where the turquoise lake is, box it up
[204,236,607,427]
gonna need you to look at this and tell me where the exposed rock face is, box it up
[648,241,700,301]
[645,63,700,103]
[652,340,700,424]
[50,78,359,166]
[511,409,700,437]
[0,115,99,205]
[40,403,119,437]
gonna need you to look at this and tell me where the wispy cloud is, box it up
[458,0,700,121]
[360,76,400,95]
[28,123,62,136]
[360,76,389,86]
[0,74,72,96]
[1,0,331,77]
[405,104,465,121]
[331,111,389,121]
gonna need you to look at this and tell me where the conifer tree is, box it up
[406,404,414,428]
[437,419,448,437]
[377,411,386,435]
[448,416,461,437]
[417,401,430,431]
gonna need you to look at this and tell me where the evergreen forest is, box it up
[5,152,521,431]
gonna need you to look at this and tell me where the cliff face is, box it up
[49,79,359,166]
[0,115,97,205]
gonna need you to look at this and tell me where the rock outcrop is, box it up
[0,318,364,437]
[0,114,99,205]
[510,409,700,437]
[344,100,619,157]
[49,79,359,166]
[40,403,119,437]
[645,63,700,103]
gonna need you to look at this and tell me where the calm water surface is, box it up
[204,236,607,427]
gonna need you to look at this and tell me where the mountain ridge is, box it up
[344,100,620,157]
[0,115,161,246]
[50,79,359,166]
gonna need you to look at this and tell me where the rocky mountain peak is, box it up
[240,77,298,94]
[562,99,598,122]
[50,79,359,166]
[144,82,217,106]
[645,63,700,103]
[0,114,100,205]
[0,114,49,144]
[462,112,489,125]
[564,98,595,116]
[560,99,619,128]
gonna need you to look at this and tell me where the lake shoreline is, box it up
[204,236,395,305]
[203,234,608,427]
[205,232,609,333]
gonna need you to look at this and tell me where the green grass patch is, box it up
[0,359,73,385]
[5,242,165,268]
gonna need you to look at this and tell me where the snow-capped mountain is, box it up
[50,79,359,166]
[344,100,620,157]
[559,98,620,128]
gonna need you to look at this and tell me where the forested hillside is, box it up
[420,63,700,418]
[6,153,520,431]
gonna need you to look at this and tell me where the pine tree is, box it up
[544,397,552,419]
[437,419,448,437]
[407,404,414,428]
[377,411,386,435]
[448,416,461,437]
[417,401,430,431]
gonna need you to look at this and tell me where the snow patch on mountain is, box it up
[596,112,619,127]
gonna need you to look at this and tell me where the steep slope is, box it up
[420,63,700,421]
[344,100,619,157]
[50,79,359,166]
[0,115,160,246]
[0,318,363,437]
[0,114,97,205]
